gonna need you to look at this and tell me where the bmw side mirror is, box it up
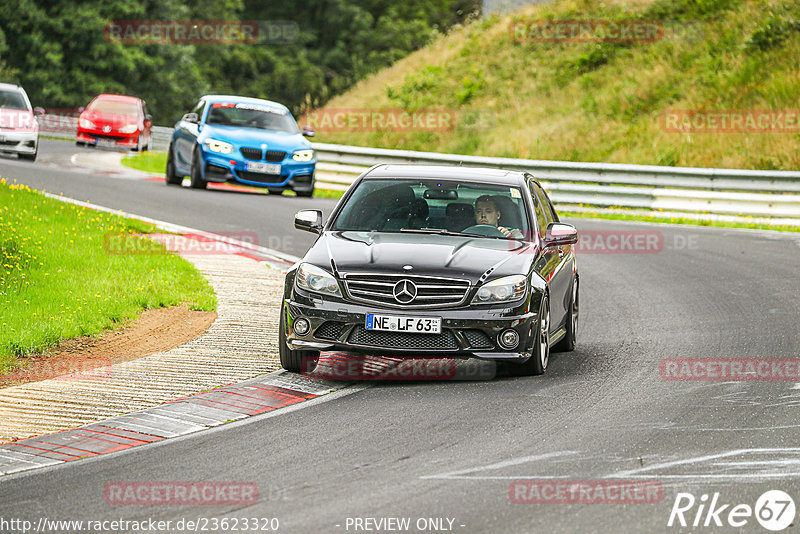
[295,209,323,234]
[545,222,578,246]
[33,107,45,116]
[182,112,199,124]
[301,125,315,137]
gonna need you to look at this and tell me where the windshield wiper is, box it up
[397,228,500,238]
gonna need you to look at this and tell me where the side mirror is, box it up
[295,209,323,234]
[182,112,199,124]
[545,222,578,246]
[33,107,45,116]
[301,125,315,137]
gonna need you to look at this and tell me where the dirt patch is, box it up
[0,307,217,389]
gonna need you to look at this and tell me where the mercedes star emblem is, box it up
[392,279,417,304]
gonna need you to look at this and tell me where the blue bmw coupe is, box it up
[166,95,316,196]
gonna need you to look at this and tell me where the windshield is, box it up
[88,99,138,115]
[332,178,531,239]
[0,90,29,110]
[206,102,299,133]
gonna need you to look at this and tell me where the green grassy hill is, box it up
[306,0,800,170]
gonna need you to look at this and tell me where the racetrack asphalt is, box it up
[1,139,799,533]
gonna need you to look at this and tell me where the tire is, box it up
[134,135,142,152]
[296,189,314,198]
[19,150,37,161]
[552,276,578,353]
[508,295,550,376]
[165,143,182,185]
[279,308,319,373]
[189,146,207,189]
[76,141,85,147]
[266,189,283,195]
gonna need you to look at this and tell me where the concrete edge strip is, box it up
[0,371,348,477]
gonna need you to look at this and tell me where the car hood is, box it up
[0,109,37,132]
[305,231,536,284]
[82,111,139,127]
[200,124,310,151]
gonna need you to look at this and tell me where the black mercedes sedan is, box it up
[280,164,578,376]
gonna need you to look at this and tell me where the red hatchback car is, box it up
[76,94,152,151]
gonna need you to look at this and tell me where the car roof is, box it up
[201,94,290,112]
[92,94,141,102]
[363,164,527,186]
[0,83,24,93]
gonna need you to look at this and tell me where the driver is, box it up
[474,195,523,238]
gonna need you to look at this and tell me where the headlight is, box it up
[203,138,233,154]
[471,275,527,304]
[119,124,138,134]
[296,263,341,297]
[292,149,314,162]
[79,118,95,129]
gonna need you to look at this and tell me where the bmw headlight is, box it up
[203,138,233,154]
[292,149,314,162]
[296,263,341,297]
[119,124,138,134]
[79,118,95,129]
[471,275,527,304]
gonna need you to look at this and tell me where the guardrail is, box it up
[312,143,800,220]
[38,115,800,221]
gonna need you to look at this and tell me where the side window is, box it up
[528,182,548,239]
[191,100,206,121]
[531,183,556,227]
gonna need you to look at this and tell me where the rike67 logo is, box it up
[668,490,796,531]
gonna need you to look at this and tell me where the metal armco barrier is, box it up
[39,116,800,220]
[311,143,800,220]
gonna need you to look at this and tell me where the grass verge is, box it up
[0,179,216,373]
[560,210,800,232]
[120,152,167,174]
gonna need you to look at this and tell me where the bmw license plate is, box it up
[366,314,441,334]
[246,161,281,174]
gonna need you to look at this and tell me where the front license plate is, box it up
[96,138,117,147]
[246,161,281,174]
[366,314,441,334]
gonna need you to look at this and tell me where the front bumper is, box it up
[0,130,38,154]
[77,129,138,147]
[283,288,539,361]
[200,147,315,193]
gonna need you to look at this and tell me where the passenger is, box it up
[474,195,523,238]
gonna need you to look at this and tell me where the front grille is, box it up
[264,150,286,162]
[315,321,347,341]
[463,329,494,349]
[0,140,18,147]
[343,274,470,309]
[237,171,286,184]
[240,147,262,160]
[348,326,458,350]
